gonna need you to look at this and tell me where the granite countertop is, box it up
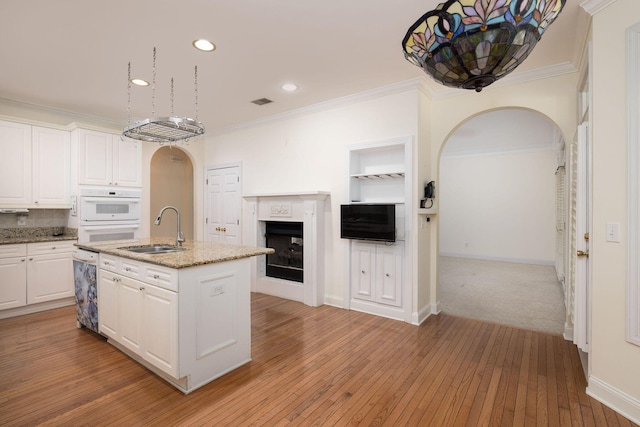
[76,237,274,269]
[0,227,77,245]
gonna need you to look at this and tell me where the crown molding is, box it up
[211,62,577,135]
[431,62,578,99]
[211,78,426,136]
[580,0,617,15]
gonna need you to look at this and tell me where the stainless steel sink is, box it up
[120,245,186,254]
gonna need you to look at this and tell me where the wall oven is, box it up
[78,188,142,243]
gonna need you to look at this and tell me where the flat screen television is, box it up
[340,204,396,242]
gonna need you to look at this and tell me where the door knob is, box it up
[577,250,589,257]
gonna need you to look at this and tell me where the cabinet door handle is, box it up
[139,286,145,291]
[29,257,33,261]
[51,246,56,250]
[21,259,26,262]
[361,270,366,274]
[153,274,160,279]
[124,267,131,271]
[385,273,390,277]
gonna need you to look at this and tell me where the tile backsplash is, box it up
[0,209,69,229]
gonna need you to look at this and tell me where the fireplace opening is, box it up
[265,221,303,283]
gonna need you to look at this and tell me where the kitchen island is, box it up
[76,238,273,394]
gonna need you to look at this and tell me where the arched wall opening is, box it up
[434,107,567,333]
[149,146,195,240]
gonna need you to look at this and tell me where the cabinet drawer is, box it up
[100,254,119,272]
[28,240,76,255]
[144,265,178,292]
[120,258,143,280]
[0,244,27,259]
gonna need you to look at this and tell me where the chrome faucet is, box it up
[154,206,185,246]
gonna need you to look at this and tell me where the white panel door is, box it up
[32,126,70,205]
[0,120,31,205]
[118,276,143,355]
[98,270,119,339]
[26,252,74,304]
[0,257,27,310]
[351,242,375,302]
[375,243,403,307]
[206,166,241,245]
[142,283,178,377]
[78,129,113,186]
[113,137,141,187]
[574,122,590,353]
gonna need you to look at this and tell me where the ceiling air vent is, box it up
[251,98,273,106]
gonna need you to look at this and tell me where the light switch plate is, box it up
[606,222,621,242]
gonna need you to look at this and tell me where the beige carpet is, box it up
[438,256,566,335]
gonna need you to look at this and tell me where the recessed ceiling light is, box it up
[130,78,149,86]
[281,83,299,92]
[193,39,216,52]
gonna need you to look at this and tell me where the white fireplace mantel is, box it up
[243,191,330,307]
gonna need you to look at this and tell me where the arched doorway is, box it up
[437,108,566,334]
[150,147,194,240]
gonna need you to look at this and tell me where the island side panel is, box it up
[178,257,252,392]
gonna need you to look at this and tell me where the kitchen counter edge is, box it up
[75,238,274,269]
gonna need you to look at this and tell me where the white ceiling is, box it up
[0,0,585,133]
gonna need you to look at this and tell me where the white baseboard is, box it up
[587,375,640,425]
[411,303,433,325]
[323,295,343,308]
[439,252,555,266]
[0,297,75,320]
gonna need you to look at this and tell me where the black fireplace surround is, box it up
[265,221,303,283]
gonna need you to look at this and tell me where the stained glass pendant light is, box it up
[402,0,566,92]
[123,48,205,144]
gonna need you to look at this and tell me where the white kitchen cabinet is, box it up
[98,270,118,339]
[351,241,403,308]
[99,258,178,378]
[0,241,74,312]
[26,241,75,304]
[118,274,144,356]
[0,244,27,310]
[32,126,71,206]
[142,281,178,375]
[96,252,250,393]
[77,129,141,187]
[0,121,31,205]
[0,121,71,207]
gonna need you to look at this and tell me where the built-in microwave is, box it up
[79,188,142,222]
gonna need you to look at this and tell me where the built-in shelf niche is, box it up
[349,144,405,204]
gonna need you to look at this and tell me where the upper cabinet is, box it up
[0,120,70,207]
[77,129,141,187]
[32,126,71,206]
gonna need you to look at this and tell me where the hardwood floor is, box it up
[0,293,636,426]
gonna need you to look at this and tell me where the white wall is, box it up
[439,148,557,265]
[205,89,420,306]
[587,0,640,421]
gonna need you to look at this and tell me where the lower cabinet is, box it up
[96,253,251,394]
[351,241,403,308]
[0,241,74,311]
[0,245,27,310]
[98,268,178,377]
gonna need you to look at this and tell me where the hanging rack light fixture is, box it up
[402,0,566,92]
[123,47,205,144]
